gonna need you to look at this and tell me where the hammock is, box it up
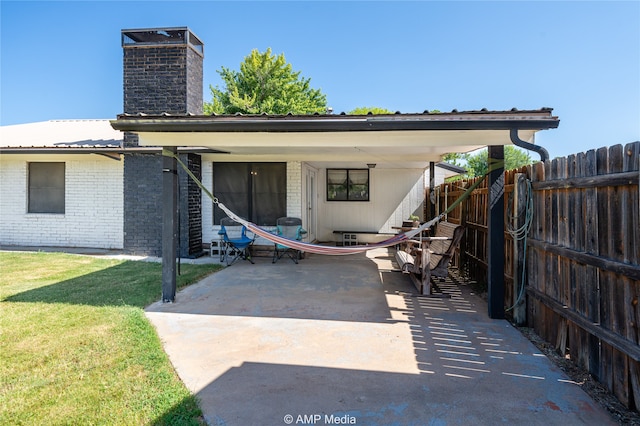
[217,200,436,255]
[165,149,490,256]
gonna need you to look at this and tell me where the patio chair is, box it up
[218,217,255,265]
[272,217,307,264]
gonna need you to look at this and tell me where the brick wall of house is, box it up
[179,153,202,256]
[122,153,203,257]
[0,154,124,249]
[123,153,163,256]
[287,161,303,219]
[201,161,215,247]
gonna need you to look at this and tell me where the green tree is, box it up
[204,48,327,115]
[442,152,467,167]
[464,146,533,177]
[348,106,394,114]
[348,107,441,115]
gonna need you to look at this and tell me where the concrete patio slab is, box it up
[145,248,615,426]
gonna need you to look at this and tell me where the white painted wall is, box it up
[200,159,425,246]
[317,167,425,242]
[0,154,124,249]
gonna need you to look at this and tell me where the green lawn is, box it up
[0,251,223,425]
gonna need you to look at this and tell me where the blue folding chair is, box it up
[218,217,255,265]
[272,217,307,264]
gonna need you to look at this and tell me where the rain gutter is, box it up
[510,128,550,162]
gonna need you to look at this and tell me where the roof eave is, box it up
[109,110,560,133]
[0,147,224,154]
[436,161,467,174]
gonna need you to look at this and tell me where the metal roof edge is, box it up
[436,161,467,174]
[0,147,224,154]
[110,109,560,133]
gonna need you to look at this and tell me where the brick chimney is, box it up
[121,27,204,258]
[122,27,203,144]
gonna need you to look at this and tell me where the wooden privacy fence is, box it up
[432,142,640,410]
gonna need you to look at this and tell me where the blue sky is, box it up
[1,0,638,159]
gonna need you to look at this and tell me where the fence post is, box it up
[444,184,448,221]
[513,173,527,324]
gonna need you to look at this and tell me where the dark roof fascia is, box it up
[110,109,560,133]
[436,161,467,174]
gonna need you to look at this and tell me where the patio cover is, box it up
[110,108,560,318]
[110,108,559,168]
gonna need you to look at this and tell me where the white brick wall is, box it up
[286,161,302,218]
[0,154,124,249]
[201,161,215,245]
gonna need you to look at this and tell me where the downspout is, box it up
[510,128,549,162]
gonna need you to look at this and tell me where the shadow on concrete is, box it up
[146,250,402,323]
[145,248,615,425]
[195,359,607,426]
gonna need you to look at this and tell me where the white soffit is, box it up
[137,129,535,164]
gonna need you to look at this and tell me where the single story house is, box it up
[0,118,467,253]
[0,120,125,250]
[0,27,558,270]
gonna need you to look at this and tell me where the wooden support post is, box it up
[487,145,505,319]
[162,147,178,303]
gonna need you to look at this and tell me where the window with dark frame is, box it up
[326,168,369,201]
[28,162,65,213]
